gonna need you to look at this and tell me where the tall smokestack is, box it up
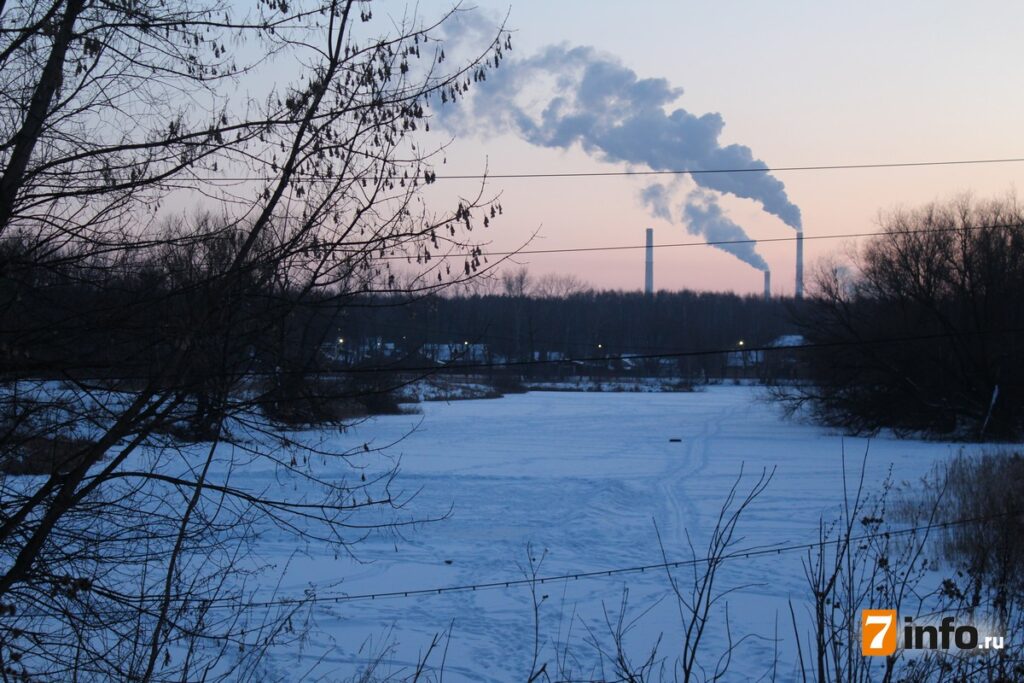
[764,270,771,301]
[644,228,654,295]
[795,230,804,299]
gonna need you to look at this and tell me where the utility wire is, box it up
[20,510,1009,623]
[352,220,1024,261]
[314,325,1024,375]
[17,220,1020,265]
[15,325,1024,382]
[192,156,1024,183]
[158,511,1015,609]
[12,325,1024,382]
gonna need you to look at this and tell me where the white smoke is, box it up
[437,44,803,270]
[641,183,769,271]
[639,183,674,222]
[682,190,769,271]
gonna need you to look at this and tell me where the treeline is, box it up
[335,286,798,378]
[3,249,807,460]
[2,230,798,392]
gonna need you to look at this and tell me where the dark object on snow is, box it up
[669,438,682,443]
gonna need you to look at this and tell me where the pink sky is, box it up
[412,0,1024,295]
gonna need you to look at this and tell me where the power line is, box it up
[322,325,1024,375]
[350,318,682,355]
[189,511,1016,609]
[357,220,1024,261]
[14,220,1020,266]
[19,510,1009,622]
[419,156,1024,181]
[193,156,1024,183]
[17,325,1024,382]
[7,223,1024,376]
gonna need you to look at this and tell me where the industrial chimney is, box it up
[763,270,771,301]
[644,228,654,295]
[795,230,804,299]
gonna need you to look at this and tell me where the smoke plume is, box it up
[641,183,769,270]
[639,183,674,222]
[441,44,803,269]
[682,190,769,271]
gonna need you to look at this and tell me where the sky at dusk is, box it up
[403,0,1024,295]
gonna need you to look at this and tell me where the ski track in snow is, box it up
[232,386,977,681]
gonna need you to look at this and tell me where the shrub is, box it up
[1,437,93,476]
[910,451,1024,604]
[261,372,413,426]
[487,373,527,395]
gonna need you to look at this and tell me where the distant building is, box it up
[421,342,488,364]
[321,336,400,365]
[771,334,805,348]
[724,348,765,368]
[726,335,806,369]
[726,349,765,368]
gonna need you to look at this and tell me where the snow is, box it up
[217,387,979,679]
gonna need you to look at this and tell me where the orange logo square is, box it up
[861,609,898,656]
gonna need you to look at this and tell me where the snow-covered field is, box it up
[247,386,977,681]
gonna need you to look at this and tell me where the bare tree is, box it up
[782,194,1024,439]
[789,450,944,683]
[532,272,589,298]
[659,466,773,682]
[0,0,510,679]
[501,266,533,298]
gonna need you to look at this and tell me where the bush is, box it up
[487,373,527,395]
[903,451,1024,604]
[1,437,93,476]
[261,374,359,426]
[261,372,413,426]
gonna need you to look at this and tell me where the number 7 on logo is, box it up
[861,609,897,656]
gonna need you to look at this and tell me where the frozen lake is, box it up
[248,385,973,681]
